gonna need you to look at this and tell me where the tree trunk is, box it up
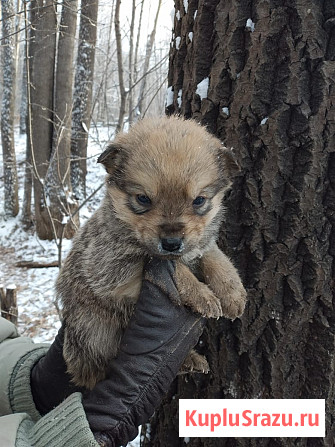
[28,0,57,239]
[1,0,19,217]
[71,0,99,201]
[149,1,335,446]
[127,0,136,125]
[114,0,127,133]
[21,134,33,229]
[135,0,162,118]
[45,0,79,238]
[19,39,28,135]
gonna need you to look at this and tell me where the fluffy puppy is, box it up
[56,116,247,389]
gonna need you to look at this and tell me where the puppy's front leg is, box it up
[200,244,247,320]
[174,261,222,318]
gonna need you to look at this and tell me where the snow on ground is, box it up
[0,125,114,342]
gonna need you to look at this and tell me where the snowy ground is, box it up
[0,125,115,341]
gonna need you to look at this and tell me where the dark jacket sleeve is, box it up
[83,259,205,447]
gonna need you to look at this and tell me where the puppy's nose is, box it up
[161,237,183,252]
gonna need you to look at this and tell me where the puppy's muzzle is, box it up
[159,238,184,254]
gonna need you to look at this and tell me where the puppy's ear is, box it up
[97,144,122,174]
[217,146,240,178]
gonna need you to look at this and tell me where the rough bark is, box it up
[71,0,99,201]
[1,0,19,217]
[149,1,335,446]
[28,0,57,239]
[45,0,79,238]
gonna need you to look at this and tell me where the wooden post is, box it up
[0,284,18,325]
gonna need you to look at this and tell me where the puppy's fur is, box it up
[56,117,247,389]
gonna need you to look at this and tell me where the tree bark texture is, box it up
[71,0,98,201]
[149,1,335,446]
[28,0,57,239]
[1,0,19,217]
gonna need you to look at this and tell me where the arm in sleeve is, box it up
[0,317,99,447]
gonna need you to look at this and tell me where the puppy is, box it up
[56,116,247,389]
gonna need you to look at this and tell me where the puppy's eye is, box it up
[192,196,206,207]
[136,194,151,205]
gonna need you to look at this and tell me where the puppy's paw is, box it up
[190,283,223,319]
[174,261,223,319]
[179,350,210,374]
[220,279,247,320]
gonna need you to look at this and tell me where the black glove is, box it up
[30,324,83,415]
[83,258,205,447]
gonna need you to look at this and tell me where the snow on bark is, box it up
[1,0,19,217]
[196,77,209,100]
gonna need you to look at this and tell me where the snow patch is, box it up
[246,18,255,32]
[165,86,174,107]
[222,107,229,116]
[261,117,268,125]
[188,32,193,42]
[176,10,181,21]
[183,0,188,13]
[196,77,209,100]
[175,36,181,50]
[194,10,197,20]
[177,89,182,108]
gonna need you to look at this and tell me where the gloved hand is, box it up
[83,258,205,447]
[30,324,84,415]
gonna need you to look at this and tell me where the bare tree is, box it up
[127,0,136,125]
[71,0,99,201]
[1,0,19,217]
[133,0,145,87]
[114,0,127,133]
[148,1,335,446]
[135,0,162,118]
[19,39,28,135]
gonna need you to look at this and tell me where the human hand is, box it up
[83,258,205,447]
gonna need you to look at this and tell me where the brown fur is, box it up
[56,116,247,389]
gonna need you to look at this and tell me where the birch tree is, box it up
[71,0,99,201]
[1,0,19,217]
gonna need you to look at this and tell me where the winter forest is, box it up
[1,0,170,335]
[1,0,335,446]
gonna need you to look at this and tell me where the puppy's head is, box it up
[98,117,238,259]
